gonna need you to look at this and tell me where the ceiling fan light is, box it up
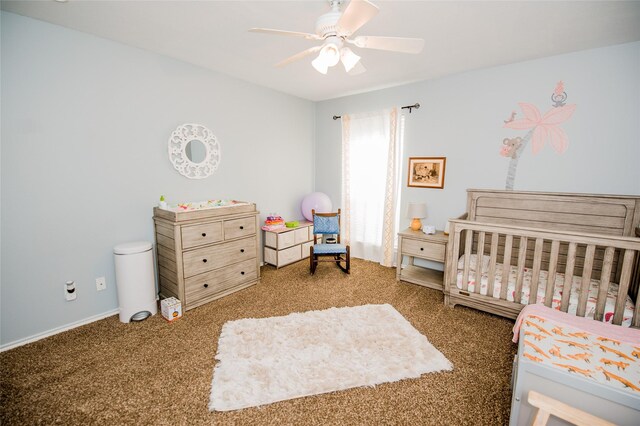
[340,47,361,73]
[312,54,329,74]
[322,44,340,67]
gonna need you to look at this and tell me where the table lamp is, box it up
[407,202,427,231]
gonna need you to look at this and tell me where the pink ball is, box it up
[301,192,333,221]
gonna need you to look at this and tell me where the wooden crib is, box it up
[444,189,640,327]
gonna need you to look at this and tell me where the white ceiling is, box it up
[3,0,640,101]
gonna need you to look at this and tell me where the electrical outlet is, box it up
[96,276,106,291]
[65,281,77,301]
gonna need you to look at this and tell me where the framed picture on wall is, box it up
[407,157,446,189]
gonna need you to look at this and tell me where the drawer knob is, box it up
[202,233,206,237]
[241,271,245,275]
[420,247,424,251]
[202,258,208,263]
[203,283,209,288]
[240,249,245,253]
[240,226,244,230]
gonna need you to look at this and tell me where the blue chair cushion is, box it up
[313,215,340,234]
[313,243,347,255]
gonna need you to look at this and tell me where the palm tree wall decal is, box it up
[500,82,577,190]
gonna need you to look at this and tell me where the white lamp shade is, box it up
[340,47,361,73]
[407,202,427,219]
[323,44,340,66]
[312,54,329,74]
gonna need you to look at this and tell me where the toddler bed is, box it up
[444,190,640,327]
[509,304,640,425]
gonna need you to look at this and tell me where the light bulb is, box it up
[340,47,361,73]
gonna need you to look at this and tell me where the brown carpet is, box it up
[1,259,517,425]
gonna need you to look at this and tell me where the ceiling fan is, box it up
[249,0,425,75]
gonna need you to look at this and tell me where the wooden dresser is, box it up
[153,202,260,310]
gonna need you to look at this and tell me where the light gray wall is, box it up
[315,42,640,232]
[1,12,315,346]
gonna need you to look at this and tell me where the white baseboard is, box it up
[0,308,119,352]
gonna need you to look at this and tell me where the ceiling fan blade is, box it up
[249,28,320,41]
[348,61,366,76]
[351,36,425,54]
[275,45,322,68]
[336,0,379,37]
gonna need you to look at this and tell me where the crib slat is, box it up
[514,236,528,304]
[486,233,499,298]
[594,247,615,322]
[545,240,560,308]
[462,230,473,291]
[500,235,513,300]
[560,242,577,313]
[450,228,461,287]
[576,244,596,318]
[613,249,635,326]
[529,238,544,305]
[474,232,486,294]
[633,287,640,328]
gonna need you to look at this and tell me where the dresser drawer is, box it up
[264,246,277,265]
[224,217,256,240]
[294,227,309,244]
[279,245,302,266]
[264,231,277,249]
[181,221,223,249]
[403,238,445,261]
[277,230,296,249]
[182,237,257,278]
[301,241,313,259]
[184,258,257,302]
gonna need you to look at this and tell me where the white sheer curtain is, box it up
[341,108,400,266]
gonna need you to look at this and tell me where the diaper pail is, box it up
[113,241,157,323]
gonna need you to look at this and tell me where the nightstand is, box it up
[396,229,448,291]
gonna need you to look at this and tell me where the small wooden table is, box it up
[396,229,448,291]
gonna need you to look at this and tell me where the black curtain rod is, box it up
[332,103,420,120]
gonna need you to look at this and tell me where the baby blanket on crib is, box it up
[514,305,640,396]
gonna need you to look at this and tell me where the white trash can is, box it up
[113,241,157,323]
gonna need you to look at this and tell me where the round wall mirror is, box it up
[168,123,221,179]
[185,139,207,164]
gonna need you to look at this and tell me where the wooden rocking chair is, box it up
[309,209,350,275]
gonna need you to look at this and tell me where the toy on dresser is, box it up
[262,214,285,231]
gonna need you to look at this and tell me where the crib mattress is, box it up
[520,313,640,396]
[456,255,635,327]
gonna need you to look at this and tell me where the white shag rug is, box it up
[209,304,453,411]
